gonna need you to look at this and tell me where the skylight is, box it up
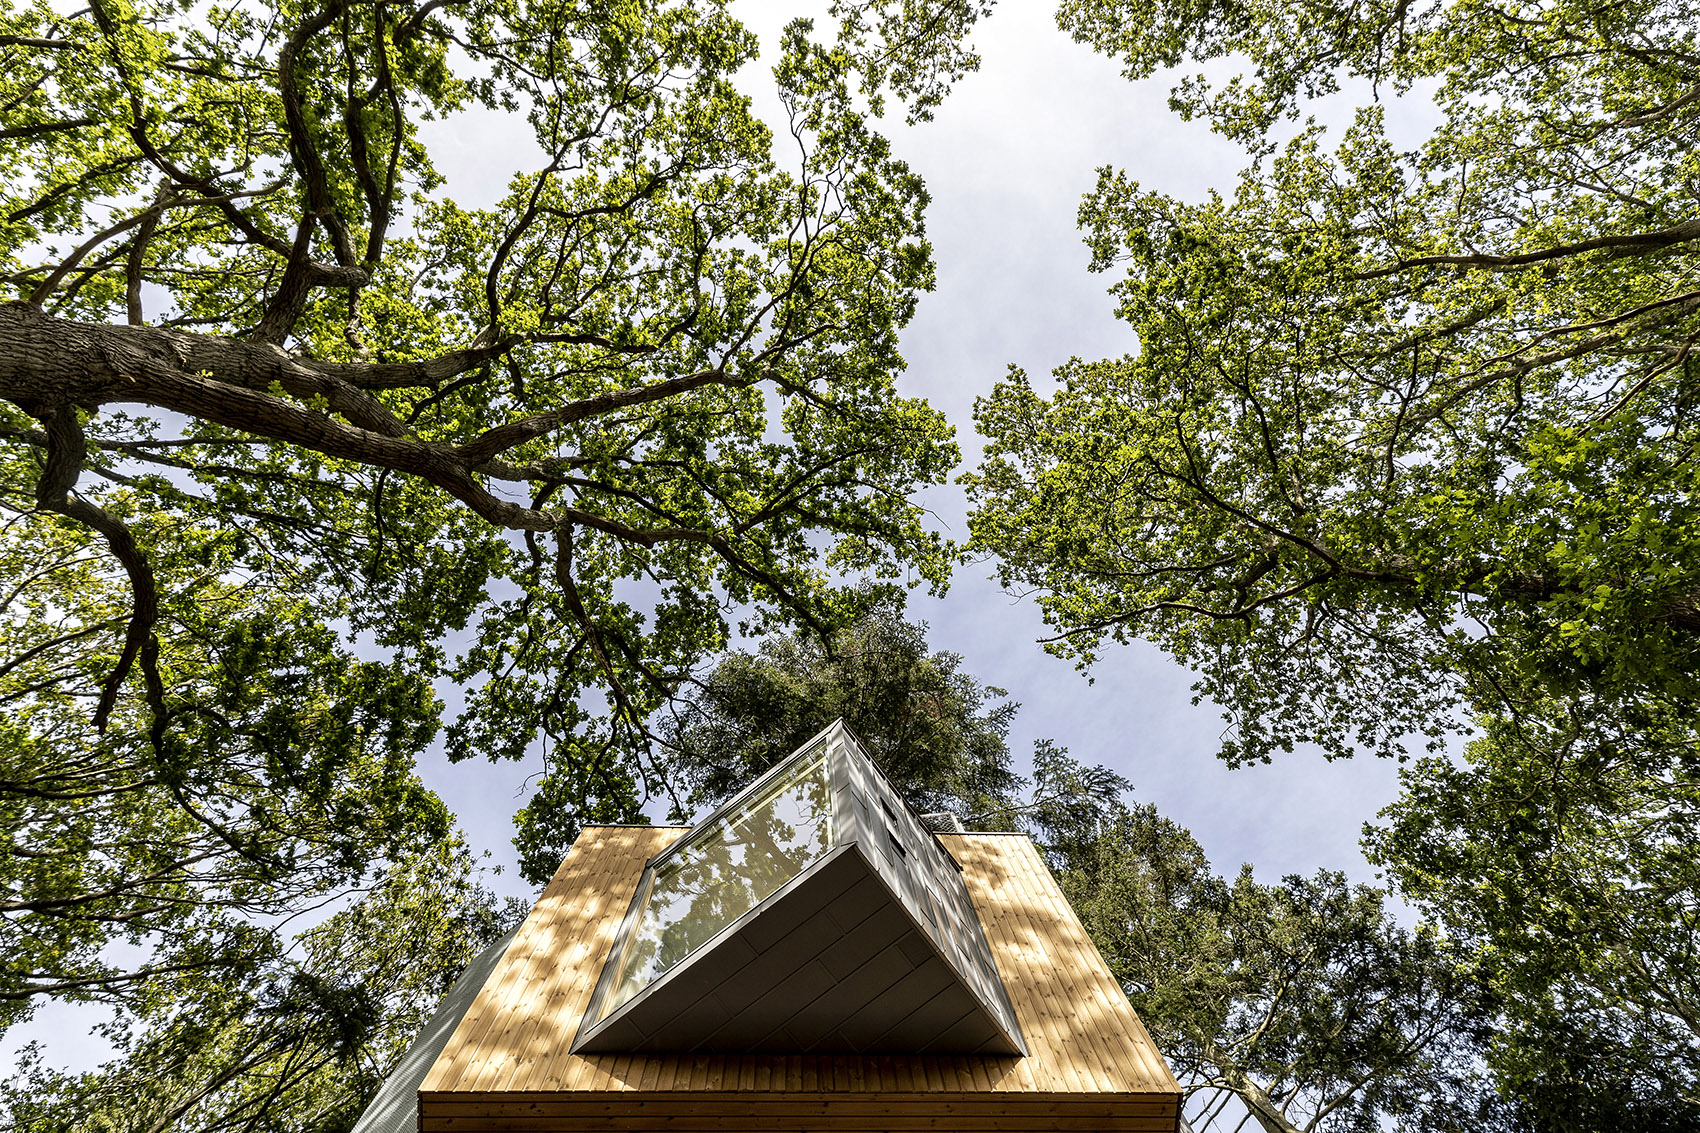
[606,745,833,1011]
[572,721,1026,1056]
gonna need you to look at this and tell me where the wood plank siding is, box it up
[420,827,1180,1131]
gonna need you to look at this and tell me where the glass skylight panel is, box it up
[574,721,1026,1055]
[606,746,833,1011]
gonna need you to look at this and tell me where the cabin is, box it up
[354,720,1181,1132]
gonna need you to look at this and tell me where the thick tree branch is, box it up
[276,0,359,269]
[0,116,97,140]
[1357,217,1700,279]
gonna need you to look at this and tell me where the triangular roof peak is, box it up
[572,719,1026,1055]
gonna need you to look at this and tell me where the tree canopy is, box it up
[0,0,992,1041]
[963,0,1700,1120]
[968,0,1700,765]
[512,601,1031,883]
[3,840,520,1133]
[9,0,1698,1125]
[0,0,970,835]
[1367,704,1700,1127]
[0,500,448,1028]
[1052,795,1492,1133]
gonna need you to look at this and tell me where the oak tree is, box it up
[1,0,978,1031]
[963,0,1700,1120]
[1368,701,1700,1126]
[967,0,1700,765]
[1052,785,1491,1133]
[2,841,520,1133]
[0,0,966,787]
[0,501,448,1029]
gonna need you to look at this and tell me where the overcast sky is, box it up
[14,0,1422,1073]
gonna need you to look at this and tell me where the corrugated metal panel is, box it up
[833,730,1024,1052]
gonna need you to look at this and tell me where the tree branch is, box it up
[453,367,747,464]
[1357,217,1700,279]
[24,404,164,735]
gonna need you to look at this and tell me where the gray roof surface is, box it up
[350,924,519,1133]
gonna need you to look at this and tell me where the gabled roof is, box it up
[571,721,1025,1056]
[416,825,1181,1131]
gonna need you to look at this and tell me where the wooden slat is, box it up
[950,840,1037,1094]
[512,847,627,1093]
[997,844,1084,1093]
[1016,837,1174,1092]
[1006,839,1104,1091]
[419,1093,1178,1132]
[422,827,1180,1130]
[419,1115,1183,1122]
[418,1115,1176,1122]
[421,1094,1178,1116]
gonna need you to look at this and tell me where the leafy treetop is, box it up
[0,0,972,808]
[0,0,992,1040]
[968,0,1700,766]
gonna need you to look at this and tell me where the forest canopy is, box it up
[966,0,1700,1119]
[4,0,1698,1127]
[0,0,986,1048]
[0,6,1023,1130]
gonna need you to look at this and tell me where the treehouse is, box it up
[354,720,1181,1132]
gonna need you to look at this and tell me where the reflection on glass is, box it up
[608,748,834,1011]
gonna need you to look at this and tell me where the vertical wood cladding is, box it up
[420,828,1180,1131]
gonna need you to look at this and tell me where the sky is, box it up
[414,0,1414,901]
[10,0,1422,1074]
